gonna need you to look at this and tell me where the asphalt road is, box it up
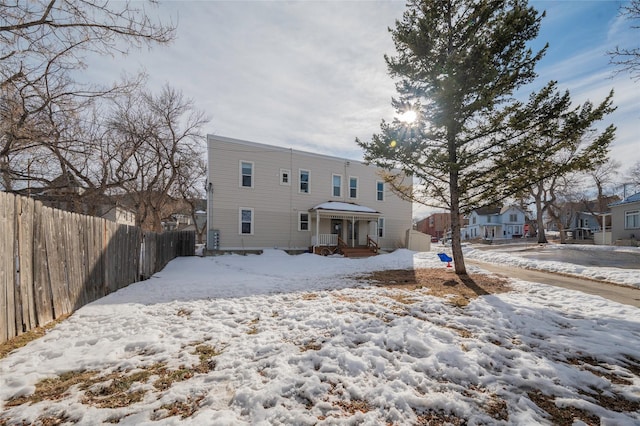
[468,260,640,308]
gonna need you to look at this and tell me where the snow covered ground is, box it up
[1,247,639,425]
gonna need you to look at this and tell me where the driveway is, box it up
[469,260,640,308]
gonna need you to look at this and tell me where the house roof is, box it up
[473,206,501,216]
[309,201,381,220]
[609,192,640,207]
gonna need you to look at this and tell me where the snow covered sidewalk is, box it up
[1,249,639,425]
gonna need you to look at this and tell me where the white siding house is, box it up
[463,205,527,241]
[609,192,640,244]
[206,135,413,253]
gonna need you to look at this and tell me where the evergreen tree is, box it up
[498,81,615,244]
[357,0,547,274]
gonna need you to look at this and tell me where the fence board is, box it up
[0,192,12,343]
[19,196,37,331]
[33,201,54,326]
[48,208,69,317]
[4,193,17,340]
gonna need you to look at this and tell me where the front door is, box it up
[331,219,342,244]
[347,220,359,246]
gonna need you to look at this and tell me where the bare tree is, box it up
[107,85,208,232]
[609,0,640,80]
[176,157,208,243]
[585,159,621,211]
[1,0,175,191]
[543,174,584,244]
[626,160,640,191]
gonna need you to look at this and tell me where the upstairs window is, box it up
[349,177,358,198]
[509,213,518,222]
[332,174,342,197]
[280,169,291,186]
[376,181,384,201]
[240,161,253,188]
[299,169,310,194]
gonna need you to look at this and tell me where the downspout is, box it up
[289,148,293,250]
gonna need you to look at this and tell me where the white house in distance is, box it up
[609,192,640,244]
[462,205,528,241]
[206,135,413,254]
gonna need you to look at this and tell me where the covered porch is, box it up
[309,201,381,257]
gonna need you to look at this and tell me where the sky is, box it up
[1,245,639,424]
[82,1,639,205]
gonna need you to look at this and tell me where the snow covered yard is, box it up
[1,249,639,425]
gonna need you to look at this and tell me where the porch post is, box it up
[351,216,355,247]
[315,210,320,250]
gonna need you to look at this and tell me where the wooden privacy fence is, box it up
[140,231,196,280]
[0,191,195,345]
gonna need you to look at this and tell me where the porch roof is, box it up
[309,201,381,220]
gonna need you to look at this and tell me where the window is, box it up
[487,216,492,223]
[332,174,342,197]
[240,161,253,188]
[625,210,640,229]
[239,208,253,235]
[349,177,358,198]
[509,213,518,222]
[299,212,309,231]
[280,169,291,186]
[378,217,385,238]
[376,181,384,201]
[299,169,310,193]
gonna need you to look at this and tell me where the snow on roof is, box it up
[310,201,379,214]
[609,192,640,207]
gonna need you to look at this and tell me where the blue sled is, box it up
[437,252,453,268]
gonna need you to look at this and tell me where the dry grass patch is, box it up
[5,370,97,407]
[4,343,225,413]
[414,410,465,425]
[355,268,511,304]
[0,314,71,360]
[527,391,600,426]
[152,395,206,420]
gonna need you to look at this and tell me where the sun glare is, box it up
[398,110,417,124]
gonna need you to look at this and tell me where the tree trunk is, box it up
[449,170,466,275]
[536,197,548,244]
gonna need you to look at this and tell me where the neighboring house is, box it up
[609,192,640,244]
[415,212,468,242]
[206,135,413,253]
[462,205,527,240]
[99,205,136,226]
[415,212,450,241]
[546,197,617,240]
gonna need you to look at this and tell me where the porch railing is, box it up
[367,235,379,253]
[316,234,338,246]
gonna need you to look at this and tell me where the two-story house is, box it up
[206,135,413,254]
[462,205,527,241]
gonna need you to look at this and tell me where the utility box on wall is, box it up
[208,229,220,251]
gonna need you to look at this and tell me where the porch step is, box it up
[341,246,377,258]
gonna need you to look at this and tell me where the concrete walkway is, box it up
[469,260,640,308]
